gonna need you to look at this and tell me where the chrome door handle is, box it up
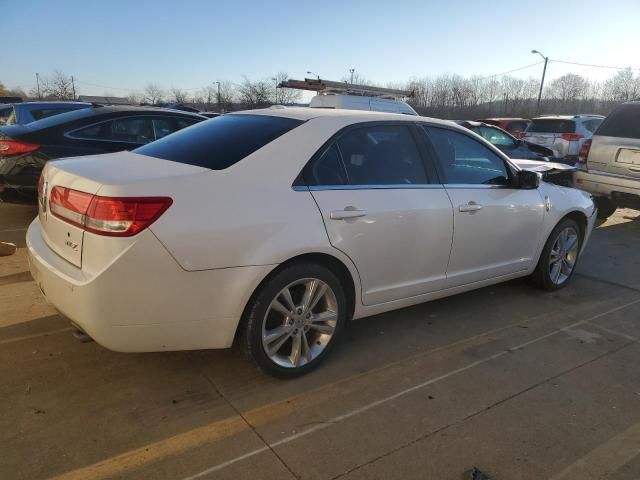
[459,202,483,213]
[330,209,367,220]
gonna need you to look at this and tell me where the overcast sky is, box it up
[3,0,640,97]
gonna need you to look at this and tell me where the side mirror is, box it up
[516,169,540,189]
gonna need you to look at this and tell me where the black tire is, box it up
[594,197,617,220]
[530,218,583,291]
[238,262,348,378]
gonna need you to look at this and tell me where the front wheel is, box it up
[239,262,347,378]
[530,218,583,291]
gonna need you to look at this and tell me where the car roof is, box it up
[230,106,454,126]
[532,114,605,120]
[16,101,92,107]
[478,117,530,121]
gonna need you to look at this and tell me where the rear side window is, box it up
[134,114,303,170]
[30,108,77,122]
[0,106,14,125]
[529,119,576,133]
[596,104,640,139]
[304,144,347,186]
[336,125,427,185]
[72,117,155,144]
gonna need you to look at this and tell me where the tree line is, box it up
[3,67,639,118]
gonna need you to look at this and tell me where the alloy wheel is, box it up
[261,278,338,369]
[548,226,579,285]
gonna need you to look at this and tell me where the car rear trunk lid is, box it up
[38,151,209,268]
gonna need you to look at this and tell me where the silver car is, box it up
[574,102,640,219]
[524,115,604,163]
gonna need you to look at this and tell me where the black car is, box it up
[455,120,554,161]
[0,105,206,202]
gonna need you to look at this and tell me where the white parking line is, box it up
[181,298,640,480]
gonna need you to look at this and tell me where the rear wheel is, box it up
[530,218,583,291]
[239,262,347,378]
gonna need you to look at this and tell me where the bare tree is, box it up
[143,83,164,104]
[170,87,188,104]
[36,71,75,100]
[603,68,640,102]
[127,92,142,105]
[274,72,301,104]
[5,87,27,99]
[547,74,588,102]
[238,76,271,108]
[0,81,6,96]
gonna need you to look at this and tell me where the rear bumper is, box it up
[574,169,640,205]
[27,219,275,352]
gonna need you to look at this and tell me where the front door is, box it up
[422,125,545,286]
[302,123,454,305]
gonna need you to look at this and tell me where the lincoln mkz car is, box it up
[27,108,597,377]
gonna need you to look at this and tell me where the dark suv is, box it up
[0,105,206,202]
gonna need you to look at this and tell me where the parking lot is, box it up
[1,203,639,480]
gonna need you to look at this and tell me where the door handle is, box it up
[330,208,367,220]
[459,202,483,213]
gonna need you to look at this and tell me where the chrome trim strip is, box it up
[294,184,518,191]
[302,184,445,191]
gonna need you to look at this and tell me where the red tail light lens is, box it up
[560,133,583,142]
[578,139,592,163]
[0,140,40,156]
[48,186,172,237]
[85,196,173,236]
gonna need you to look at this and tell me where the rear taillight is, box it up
[578,139,592,163]
[513,131,526,139]
[49,186,172,237]
[0,140,40,156]
[560,133,583,142]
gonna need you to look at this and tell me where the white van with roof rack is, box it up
[280,78,418,115]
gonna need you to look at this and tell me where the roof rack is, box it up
[278,78,413,99]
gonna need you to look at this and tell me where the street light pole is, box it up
[272,77,278,105]
[35,73,41,99]
[349,68,355,84]
[532,50,548,114]
[215,81,221,112]
[307,71,320,81]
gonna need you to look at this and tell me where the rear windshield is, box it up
[134,114,304,170]
[27,107,97,129]
[528,119,576,134]
[595,103,640,139]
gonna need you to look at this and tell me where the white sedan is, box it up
[27,108,597,377]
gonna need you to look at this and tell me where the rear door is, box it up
[422,125,545,286]
[304,122,454,305]
[589,104,640,179]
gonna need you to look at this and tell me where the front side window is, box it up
[335,125,427,185]
[153,118,174,140]
[424,127,511,186]
[473,126,516,147]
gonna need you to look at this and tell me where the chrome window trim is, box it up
[293,184,445,191]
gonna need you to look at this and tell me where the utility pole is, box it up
[307,71,320,81]
[215,81,221,112]
[349,68,355,84]
[532,49,548,114]
[35,73,41,99]
[272,77,278,104]
[71,75,76,100]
